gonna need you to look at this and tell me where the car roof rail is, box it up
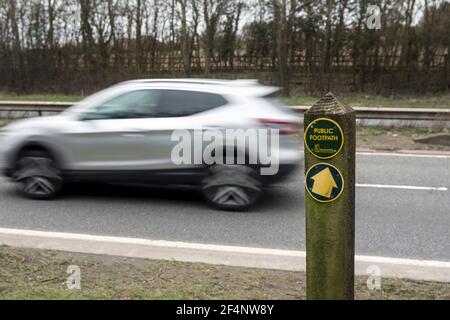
[120,78,261,86]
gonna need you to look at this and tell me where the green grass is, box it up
[281,95,319,106]
[0,94,82,102]
[415,127,430,135]
[360,127,391,136]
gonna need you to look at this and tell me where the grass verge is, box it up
[1,93,450,108]
[0,94,82,102]
[0,246,448,300]
[282,93,450,109]
[355,126,450,152]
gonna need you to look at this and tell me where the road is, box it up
[0,152,449,261]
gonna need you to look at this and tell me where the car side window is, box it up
[83,90,161,120]
[156,90,228,117]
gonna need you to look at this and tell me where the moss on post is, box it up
[304,92,356,300]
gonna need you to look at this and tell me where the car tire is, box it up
[201,165,262,211]
[14,150,62,200]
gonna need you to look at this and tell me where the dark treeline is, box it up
[0,0,449,96]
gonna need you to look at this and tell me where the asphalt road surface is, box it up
[0,152,449,261]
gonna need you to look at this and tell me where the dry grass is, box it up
[0,246,448,300]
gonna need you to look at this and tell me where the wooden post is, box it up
[304,92,356,300]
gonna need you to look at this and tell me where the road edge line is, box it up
[356,150,450,158]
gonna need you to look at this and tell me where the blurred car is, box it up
[0,79,302,210]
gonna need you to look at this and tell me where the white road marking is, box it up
[357,151,450,159]
[298,149,450,158]
[356,184,448,192]
[0,227,449,282]
[0,227,305,257]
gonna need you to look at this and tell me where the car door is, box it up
[136,89,230,170]
[59,89,161,171]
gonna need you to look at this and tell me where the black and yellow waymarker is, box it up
[305,163,344,203]
[304,118,344,159]
[304,92,356,300]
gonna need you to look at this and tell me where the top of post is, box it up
[305,92,354,116]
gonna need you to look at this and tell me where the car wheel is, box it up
[202,165,262,211]
[14,150,62,200]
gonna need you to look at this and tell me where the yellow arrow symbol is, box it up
[311,167,338,198]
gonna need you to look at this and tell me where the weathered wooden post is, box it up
[304,92,356,300]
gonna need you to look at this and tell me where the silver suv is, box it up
[0,79,302,210]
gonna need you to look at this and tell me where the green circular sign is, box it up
[304,118,344,159]
[305,163,344,203]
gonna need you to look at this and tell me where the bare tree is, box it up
[201,0,229,74]
[0,0,448,95]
